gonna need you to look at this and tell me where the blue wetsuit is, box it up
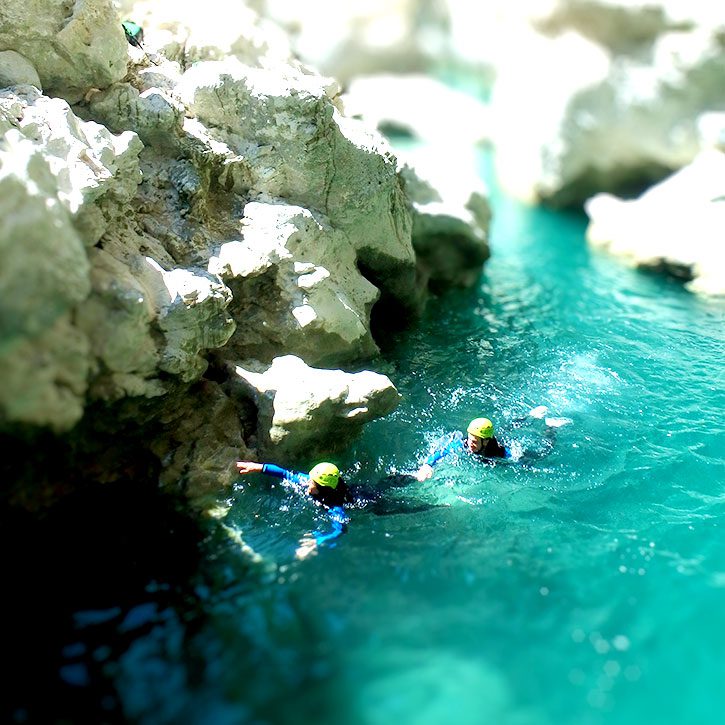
[260,464,350,545]
[426,431,511,469]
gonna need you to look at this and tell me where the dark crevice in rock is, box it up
[356,259,424,351]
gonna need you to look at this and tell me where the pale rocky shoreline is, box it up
[1,0,723,517]
[0,0,490,514]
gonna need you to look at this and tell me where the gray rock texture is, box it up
[209,201,379,366]
[0,50,42,90]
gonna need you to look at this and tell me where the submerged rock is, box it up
[231,355,401,460]
[585,150,725,296]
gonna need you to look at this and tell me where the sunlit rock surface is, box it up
[585,150,725,296]
[0,86,139,429]
[115,0,293,69]
[0,0,128,103]
[231,355,401,459]
[342,74,490,146]
[209,201,379,365]
[490,2,725,205]
[399,147,491,290]
[176,58,420,312]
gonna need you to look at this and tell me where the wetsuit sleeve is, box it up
[313,506,349,545]
[261,463,308,485]
[426,433,464,467]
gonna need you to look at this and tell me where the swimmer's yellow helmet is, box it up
[309,462,340,488]
[467,417,494,439]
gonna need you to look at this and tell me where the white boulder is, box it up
[399,146,492,290]
[231,355,401,459]
[585,150,725,295]
[490,5,725,205]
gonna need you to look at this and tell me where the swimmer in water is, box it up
[414,407,571,481]
[235,460,351,558]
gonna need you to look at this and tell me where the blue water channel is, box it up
[31,151,725,725]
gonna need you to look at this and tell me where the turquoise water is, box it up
[217,167,725,724]
[11,156,724,724]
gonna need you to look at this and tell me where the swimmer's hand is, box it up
[236,461,263,475]
[414,464,434,482]
[295,534,318,560]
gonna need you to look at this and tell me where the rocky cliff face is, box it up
[0,0,491,513]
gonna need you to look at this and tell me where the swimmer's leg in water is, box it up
[516,415,572,463]
[369,500,448,516]
[350,474,447,516]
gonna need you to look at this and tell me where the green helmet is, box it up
[309,462,340,488]
[467,417,494,439]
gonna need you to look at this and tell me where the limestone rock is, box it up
[585,150,725,295]
[231,355,401,460]
[0,98,96,429]
[399,147,491,291]
[87,82,186,148]
[76,250,235,400]
[151,381,253,514]
[209,201,379,365]
[490,9,725,205]
[176,59,419,315]
[0,0,128,103]
[0,50,41,90]
[0,314,90,431]
[342,74,490,146]
[1,86,143,244]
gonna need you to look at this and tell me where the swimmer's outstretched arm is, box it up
[236,460,263,475]
[235,460,308,489]
[414,433,464,481]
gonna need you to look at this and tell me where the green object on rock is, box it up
[122,20,144,48]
